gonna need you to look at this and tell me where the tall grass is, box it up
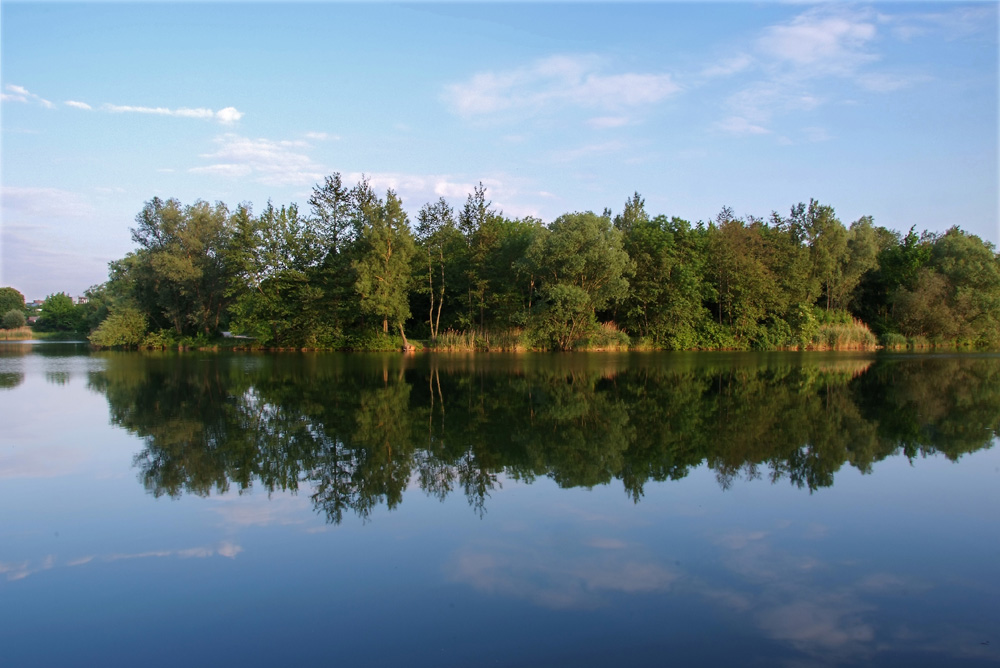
[428,328,529,352]
[810,318,878,350]
[575,322,631,351]
[0,326,35,340]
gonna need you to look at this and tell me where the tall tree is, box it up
[0,287,25,315]
[415,198,459,338]
[129,197,233,336]
[613,191,649,235]
[528,211,632,349]
[309,173,354,256]
[227,201,327,346]
[351,183,416,342]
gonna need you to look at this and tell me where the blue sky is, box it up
[1,2,997,300]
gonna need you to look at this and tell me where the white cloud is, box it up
[65,100,93,110]
[191,134,326,187]
[758,9,878,74]
[708,6,936,137]
[444,54,679,119]
[3,84,54,108]
[215,106,243,124]
[702,54,754,78]
[101,103,243,124]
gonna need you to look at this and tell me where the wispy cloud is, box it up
[103,103,243,124]
[1,186,95,219]
[444,55,679,119]
[191,134,326,187]
[757,8,879,75]
[65,100,93,110]
[712,6,935,135]
[2,84,54,108]
[715,116,771,136]
[702,54,754,78]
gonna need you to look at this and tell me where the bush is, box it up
[88,308,148,348]
[2,309,26,330]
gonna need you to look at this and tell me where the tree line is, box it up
[46,174,1000,349]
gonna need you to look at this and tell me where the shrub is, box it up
[2,309,26,330]
[88,308,148,348]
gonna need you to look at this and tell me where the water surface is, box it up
[1,344,997,666]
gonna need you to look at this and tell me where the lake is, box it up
[1,343,998,667]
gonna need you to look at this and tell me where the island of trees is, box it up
[7,174,1000,350]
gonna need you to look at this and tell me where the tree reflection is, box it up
[88,352,1000,523]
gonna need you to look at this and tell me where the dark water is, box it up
[1,343,998,667]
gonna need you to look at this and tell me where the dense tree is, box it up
[227,202,328,346]
[528,211,632,349]
[36,293,82,332]
[351,183,416,342]
[0,287,25,315]
[127,197,233,336]
[90,184,999,350]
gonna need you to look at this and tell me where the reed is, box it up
[576,322,631,351]
[0,326,34,341]
[810,318,878,350]
[428,328,529,352]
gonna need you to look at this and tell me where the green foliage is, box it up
[351,185,416,338]
[36,293,83,332]
[88,307,148,348]
[527,211,632,349]
[530,283,596,350]
[0,287,25,315]
[99,184,1000,352]
[2,309,26,329]
[226,201,329,347]
[127,197,233,336]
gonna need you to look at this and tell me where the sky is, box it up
[1,2,997,300]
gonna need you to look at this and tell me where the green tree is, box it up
[528,211,632,349]
[613,191,649,235]
[129,197,233,336]
[37,293,82,332]
[706,213,782,346]
[621,215,710,348]
[351,183,416,342]
[0,287,25,315]
[415,198,460,338]
[2,309,26,329]
[309,172,354,255]
[457,183,504,330]
[227,201,328,346]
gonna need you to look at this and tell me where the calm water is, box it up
[1,343,998,667]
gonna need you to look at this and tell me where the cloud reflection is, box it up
[1,542,242,582]
[450,536,676,610]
